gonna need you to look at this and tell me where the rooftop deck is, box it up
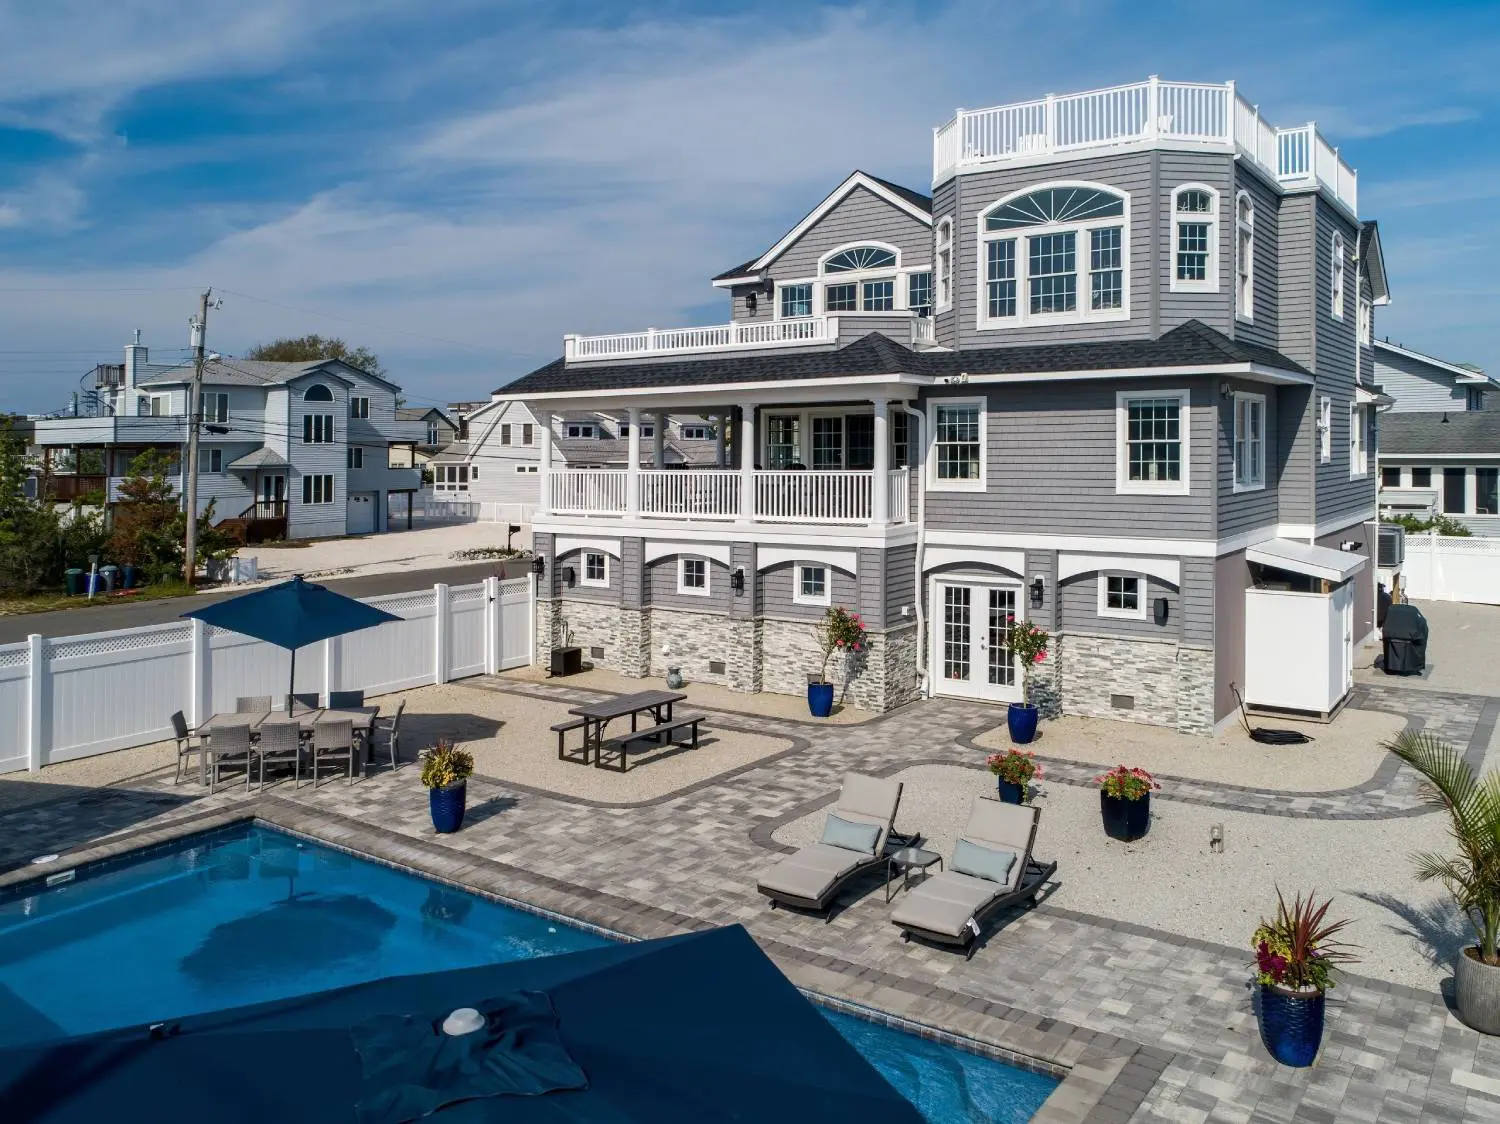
[933,77,1358,216]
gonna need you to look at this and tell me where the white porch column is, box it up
[872,398,890,524]
[738,404,756,524]
[714,415,727,468]
[653,413,666,468]
[626,407,642,517]
[1466,467,1479,516]
[537,409,554,515]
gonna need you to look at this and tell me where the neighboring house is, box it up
[30,335,421,539]
[493,78,1389,734]
[1373,341,1500,532]
[389,407,458,472]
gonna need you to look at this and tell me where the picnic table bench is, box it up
[557,690,704,770]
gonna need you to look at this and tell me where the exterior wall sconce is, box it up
[1339,540,1362,552]
[1029,576,1044,608]
[562,566,576,588]
[1154,597,1170,625]
[531,555,546,577]
[745,292,758,314]
[731,567,745,594]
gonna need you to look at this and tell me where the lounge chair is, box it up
[756,773,913,915]
[890,797,1056,959]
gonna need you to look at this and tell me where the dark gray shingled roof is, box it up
[495,320,1311,396]
[1379,410,1500,456]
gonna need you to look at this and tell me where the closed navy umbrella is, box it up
[182,575,401,711]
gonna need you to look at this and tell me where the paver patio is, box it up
[5,674,1500,1122]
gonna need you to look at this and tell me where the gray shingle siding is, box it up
[885,544,916,626]
[645,555,731,613]
[1376,348,1471,413]
[621,538,645,609]
[1277,194,1316,368]
[921,379,1215,539]
[1231,165,1281,350]
[1217,380,1279,537]
[553,545,619,604]
[1276,385,1315,526]
[763,184,930,280]
[760,561,860,624]
[932,179,957,350]
[1312,199,1374,529]
[1181,557,1215,648]
[1157,151,1235,336]
[1059,571,1178,640]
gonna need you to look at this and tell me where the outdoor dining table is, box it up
[566,690,686,766]
[192,705,380,783]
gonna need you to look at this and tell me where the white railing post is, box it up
[190,617,210,727]
[563,335,577,361]
[653,412,666,468]
[738,404,756,525]
[1224,79,1236,144]
[322,635,340,706]
[483,575,500,674]
[626,407,642,517]
[26,633,45,772]
[538,410,554,514]
[1146,74,1160,140]
[1044,92,1056,150]
[434,583,450,685]
[527,570,538,667]
[714,414,726,468]
[872,398,890,524]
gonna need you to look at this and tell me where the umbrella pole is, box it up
[288,647,296,714]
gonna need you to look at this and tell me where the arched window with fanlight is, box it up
[935,218,953,309]
[977,183,1129,328]
[1234,191,1255,322]
[303,383,334,402]
[1170,184,1218,293]
[819,243,900,313]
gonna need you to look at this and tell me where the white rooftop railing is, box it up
[564,315,839,363]
[933,77,1357,216]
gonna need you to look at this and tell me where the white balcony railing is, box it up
[910,317,935,347]
[544,467,910,525]
[565,315,839,362]
[933,77,1358,215]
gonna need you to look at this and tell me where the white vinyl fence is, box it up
[390,495,536,527]
[1401,534,1500,605]
[0,575,536,775]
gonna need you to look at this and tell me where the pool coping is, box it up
[1,799,1168,1124]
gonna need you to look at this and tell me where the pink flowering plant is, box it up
[813,606,867,685]
[987,749,1043,787]
[1252,889,1357,993]
[1094,765,1160,802]
[1007,619,1049,707]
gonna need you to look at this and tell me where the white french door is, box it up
[931,578,1022,703]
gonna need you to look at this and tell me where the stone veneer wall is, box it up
[760,617,917,713]
[648,607,733,686]
[1055,632,1214,735]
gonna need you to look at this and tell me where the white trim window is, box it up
[1234,192,1255,321]
[1349,403,1368,478]
[1116,391,1190,495]
[677,557,710,596]
[908,271,933,318]
[433,464,470,492]
[766,414,800,469]
[522,423,534,445]
[820,244,899,314]
[564,422,597,439]
[1098,573,1146,620]
[1171,185,1218,292]
[793,563,830,607]
[978,183,1129,329]
[204,392,229,424]
[680,424,712,441]
[302,473,334,504]
[500,424,511,445]
[581,551,609,587]
[1358,296,1372,347]
[1318,396,1333,463]
[928,397,985,491]
[1232,392,1266,492]
[349,396,369,420]
[515,464,538,474]
[935,218,953,310]
[779,283,813,319]
[1330,232,1346,320]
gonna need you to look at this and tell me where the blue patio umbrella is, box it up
[0,925,925,1123]
[182,575,401,710]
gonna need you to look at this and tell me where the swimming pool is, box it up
[0,826,1056,1121]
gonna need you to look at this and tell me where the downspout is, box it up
[903,404,930,698]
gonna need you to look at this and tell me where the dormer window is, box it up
[1171,185,1218,292]
[564,422,597,439]
[978,184,1128,328]
[1330,232,1346,320]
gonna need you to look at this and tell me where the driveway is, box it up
[1356,597,1500,696]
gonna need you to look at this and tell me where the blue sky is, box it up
[1,0,1498,414]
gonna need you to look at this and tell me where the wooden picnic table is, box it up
[566,690,686,766]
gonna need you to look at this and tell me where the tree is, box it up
[246,334,385,378]
[108,450,237,584]
[0,417,60,595]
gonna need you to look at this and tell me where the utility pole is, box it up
[183,288,211,584]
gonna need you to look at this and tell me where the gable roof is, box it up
[495,320,1310,398]
[1375,340,1494,386]
[395,406,454,425]
[712,171,933,286]
[137,357,355,390]
[1359,221,1391,306]
[1379,411,1500,456]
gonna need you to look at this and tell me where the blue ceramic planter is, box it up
[1258,985,1325,1067]
[808,682,834,718]
[1007,703,1038,744]
[996,779,1025,805]
[429,782,467,834]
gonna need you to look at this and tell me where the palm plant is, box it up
[1385,729,1500,965]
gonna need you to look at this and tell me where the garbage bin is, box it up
[99,565,120,593]
[121,564,140,590]
[1382,603,1429,675]
[64,568,84,596]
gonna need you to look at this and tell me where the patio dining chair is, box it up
[371,701,404,772]
[288,692,320,713]
[170,710,204,785]
[328,689,365,709]
[310,719,356,788]
[206,724,255,792]
[235,696,272,714]
[255,719,303,791]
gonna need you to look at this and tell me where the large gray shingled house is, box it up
[497,77,1390,734]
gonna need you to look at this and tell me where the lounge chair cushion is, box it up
[889,871,999,939]
[757,844,870,902]
[833,773,903,854]
[821,813,881,855]
[952,839,1017,884]
[958,800,1037,891]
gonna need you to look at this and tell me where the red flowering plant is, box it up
[1252,889,1357,993]
[987,749,1043,787]
[1007,619,1050,708]
[813,606,867,686]
[1094,765,1160,801]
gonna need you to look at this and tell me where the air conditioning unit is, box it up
[1378,524,1404,568]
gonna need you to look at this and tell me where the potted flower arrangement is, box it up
[1385,730,1500,1033]
[1251,889,1356,1066]
[808,606,866,718]
[1095,765,1159,841]
[1006,619,1049,744]
[420,740,475,834]
[987,749,1042,804]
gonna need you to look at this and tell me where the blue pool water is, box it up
[0,826,1056,1121]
